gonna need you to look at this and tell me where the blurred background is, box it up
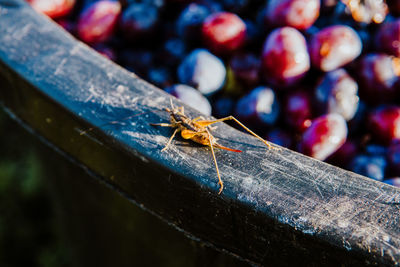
[0,109,70,267]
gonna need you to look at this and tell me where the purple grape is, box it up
[384,177,400,187]
[368,105,400,145]
[176,3,211,43]
[347,100,367,135]
[376,19,400,57]
[314,68,359,121]
[147,67,172,88]
[93,44,117,61]
[284,90,313,132]
[165,84,212,115]
[357,53,400,104]
[220,0,249,13]
[158,38,187,67]
[265,129,293,148]
[388,0,400,15]
[196,0,223,13]
[326,139,358,169]
[234,86,280,128]
[365,144,387,156]
[350,154,387,181]
[117,49,154,76]
[177,49,226,95]
[387,139,400,176]
[119,3,159,41]
[212,97,235,118]
[229,52,260,87]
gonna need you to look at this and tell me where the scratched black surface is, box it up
[0,0,399,265]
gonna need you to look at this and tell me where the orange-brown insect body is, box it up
[165,106,240,152]
[150,102,277,194]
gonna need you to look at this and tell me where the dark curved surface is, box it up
[0,0,399,265]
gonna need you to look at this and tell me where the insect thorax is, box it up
[171,113,199,132]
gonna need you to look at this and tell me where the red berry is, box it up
[202,12,246,54]
[261,27,310,87]
[298,113,348,161]
[309,25,362,72]
[265,0,320,30]
[77,0,121,44]
[369,105,400,145]
[27,0,75,18]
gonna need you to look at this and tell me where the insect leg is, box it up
[207,129,223,194]
[161,128,180,152]
[149,123,174,127]
[198,116,278,150]
[192,116,206,122]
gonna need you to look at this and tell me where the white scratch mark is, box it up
[70,43,82,55]
[13,24,32,40]
[54,58,67,75]
[311,178,325,200]
[84,94,94,103]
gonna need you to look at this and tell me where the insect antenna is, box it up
[79,107,164,136]
[169,98,175,110]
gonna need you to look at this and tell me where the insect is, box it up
[80,99,278,194]
[150,99,278,194]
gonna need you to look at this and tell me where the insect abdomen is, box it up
[191,134,212,146]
